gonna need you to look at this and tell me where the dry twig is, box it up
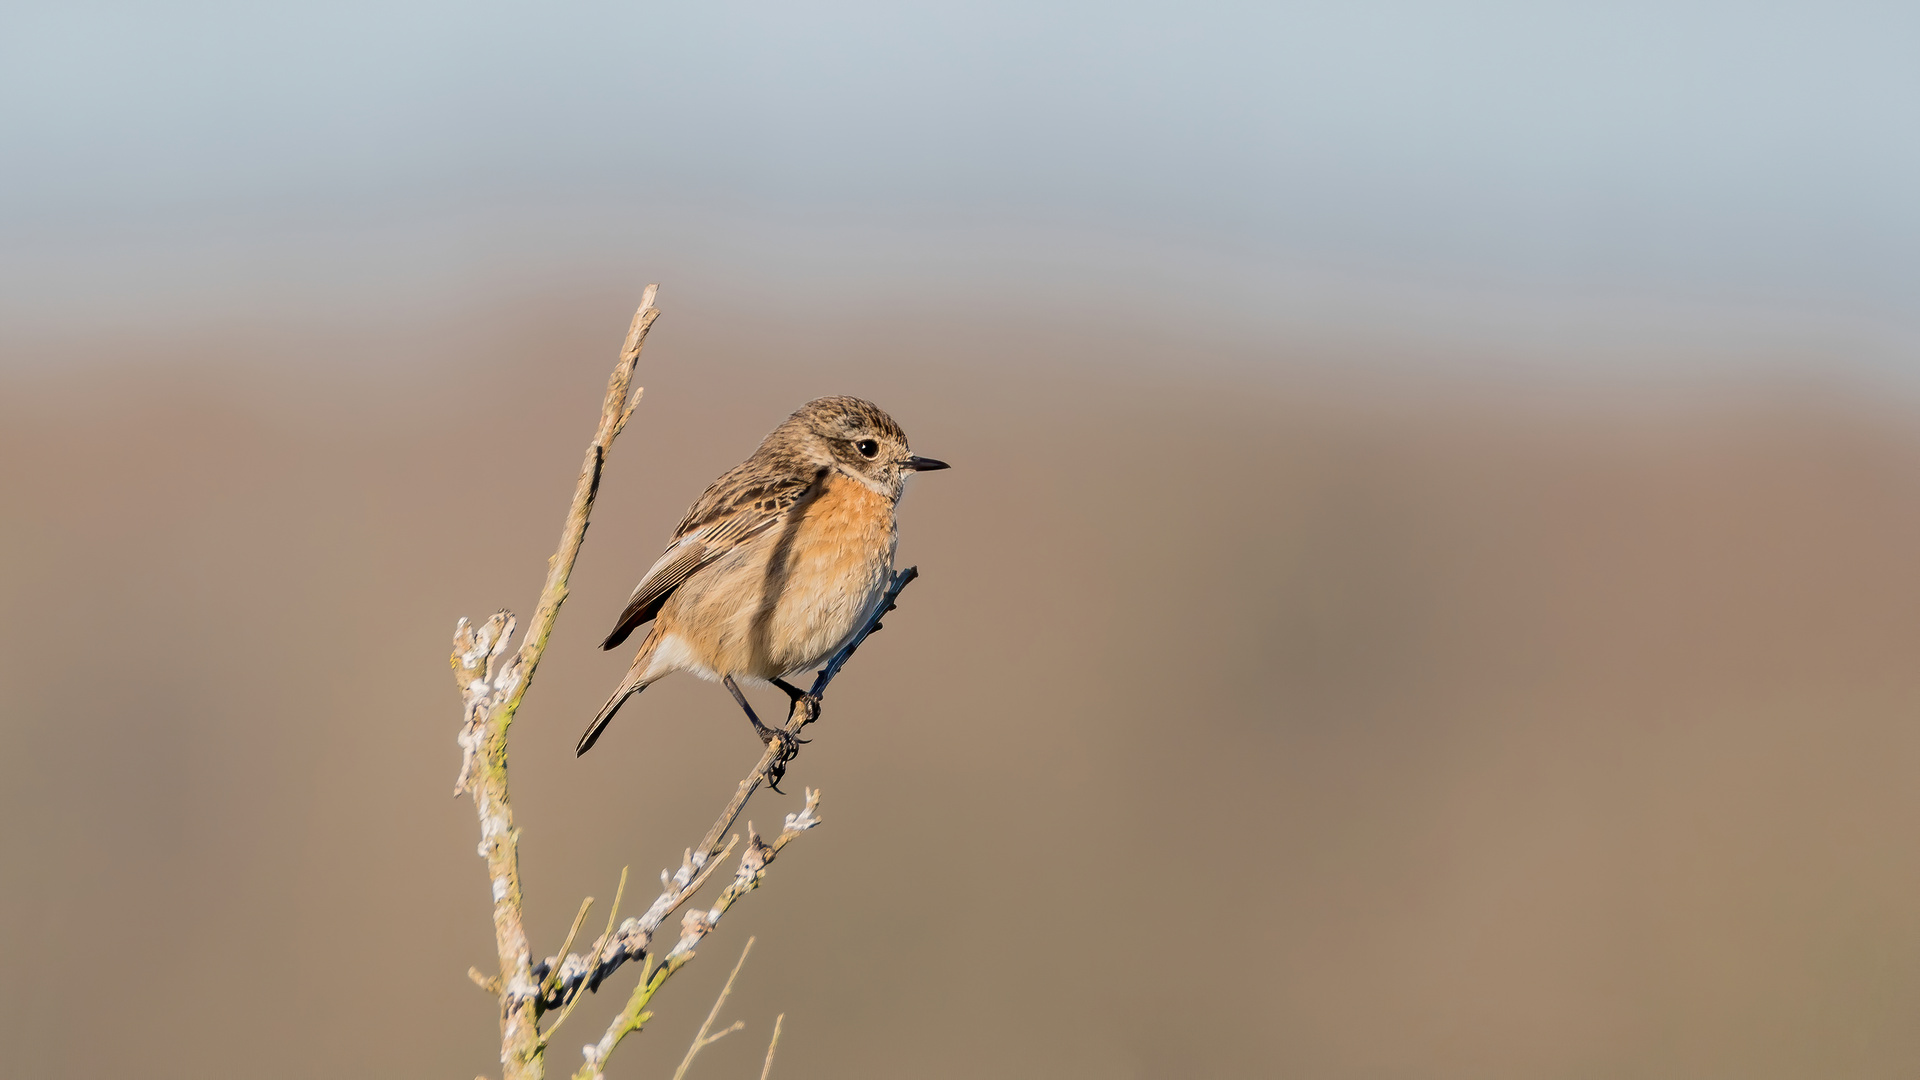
[760,1014,785,1080]
[538,867,628,1046]
[449,285,658,1080]
[670,937,756,1080]
[570,786,826,1079]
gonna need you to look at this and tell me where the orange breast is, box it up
[651,472,898,682]
[760,474,898,675]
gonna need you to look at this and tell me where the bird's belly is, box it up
[759,550,890,678]
[657,474,896,682]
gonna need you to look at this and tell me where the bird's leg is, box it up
[722,674,788,741]
[771,677,822,726]
[724,674,805,791]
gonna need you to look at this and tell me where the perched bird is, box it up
[577,396,948,757]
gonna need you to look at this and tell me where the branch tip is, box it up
[760,1014,786,1080]
[451,284,665,1079]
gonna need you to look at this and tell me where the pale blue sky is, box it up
[5,1,1917,367]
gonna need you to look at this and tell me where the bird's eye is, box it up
[855,439,879,459]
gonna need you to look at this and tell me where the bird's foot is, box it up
[791,694,821,727]
[755,721,807,793]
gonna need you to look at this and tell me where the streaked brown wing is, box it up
[599,469,817,650]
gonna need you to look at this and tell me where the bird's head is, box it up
[782,395,949,498]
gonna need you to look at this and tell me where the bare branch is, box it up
[664,789,823,969]
[539,833,739,1015]
[760,1014,785,1080]
[671,937,756,1080]
[448,285,661,1080]
[540,867,629,1046]
[571,789,824,1079]
[542,896,596,999]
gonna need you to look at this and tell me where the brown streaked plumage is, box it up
[577,396,948,756]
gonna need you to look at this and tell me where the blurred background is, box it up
[5,2,1920,1077]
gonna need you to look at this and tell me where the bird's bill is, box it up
[906,455,951,472]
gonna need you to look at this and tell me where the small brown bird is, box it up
[577,396,948,756]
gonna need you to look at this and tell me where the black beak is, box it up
[907,455,951,472]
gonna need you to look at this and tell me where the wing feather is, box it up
[599,468,819,650]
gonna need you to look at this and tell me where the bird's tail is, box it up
[578,631,661,756]
[577,677,648,756]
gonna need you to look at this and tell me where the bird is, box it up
[577,395,948,759]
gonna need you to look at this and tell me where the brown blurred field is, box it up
[5,290,1920,1078]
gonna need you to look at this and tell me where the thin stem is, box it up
[656,835,738,928]
[542,866,629,1044]
[602,867,631,953]
[543,896,596,997]
[505,285,660,720]
[670,937,756,1080]
[579,787,822,1078]
[759,1014,785,1080]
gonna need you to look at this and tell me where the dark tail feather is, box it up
[577,679,646,756]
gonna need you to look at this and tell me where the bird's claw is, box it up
[760,725,805,793]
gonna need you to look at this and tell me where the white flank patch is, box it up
[645,632,717,682]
